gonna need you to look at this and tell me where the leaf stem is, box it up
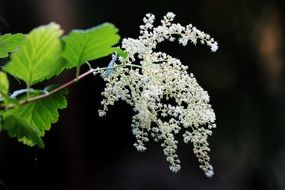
[26,84,31,98]
[4,65,116,109]
[19,68,104,106]
[85,61,93,70]
[3,63,150,110]
[75,66,80,80]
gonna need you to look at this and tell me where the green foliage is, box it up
[3,88,68,147]
[0,72,13,106]
[0,71,9,95]
[114,47,128,59]
[3,23,64,86]
[0,33,25,58]
[0,21,121,148]
[2,115,44,148]
[62,23,120,68]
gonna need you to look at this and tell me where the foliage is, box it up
[0,33,25,58]
[62,23,120,68]
[0,72,9,96]
[0,22,120,148]
[3,23,64,86]
[3,88,67,147]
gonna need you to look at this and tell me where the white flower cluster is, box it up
[99,12,218,177]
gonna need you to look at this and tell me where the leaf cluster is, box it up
[0,22,120,147]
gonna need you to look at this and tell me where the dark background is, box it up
[0,0,285,190]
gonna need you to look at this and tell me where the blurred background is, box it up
[0,0,285,190]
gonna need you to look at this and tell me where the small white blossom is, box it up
[99,12,218,177]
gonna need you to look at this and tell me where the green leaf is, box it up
[3,22,64,86]
[0,94,19,108]
[0,72,9,95]
[114,47,128,59]
[62,23,120,68]
[3,114,44,148]
[4,88,68,142]
[0,33,25,58]
[0,71,12,107]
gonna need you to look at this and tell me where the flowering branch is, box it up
[0,12,219,178]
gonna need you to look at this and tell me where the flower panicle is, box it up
[98,12,217,177]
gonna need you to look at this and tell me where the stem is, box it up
[75,66,80,80]
[85,61,92,70]
[19,67,111,106]
[4,66,110,109]
[20,69,94,105]
[26,84,31,98]
[3,63,151,110]
[127,63,144,69]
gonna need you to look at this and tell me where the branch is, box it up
[19,69,95,106]
[1,63,143,110]
[2,67,104,110]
